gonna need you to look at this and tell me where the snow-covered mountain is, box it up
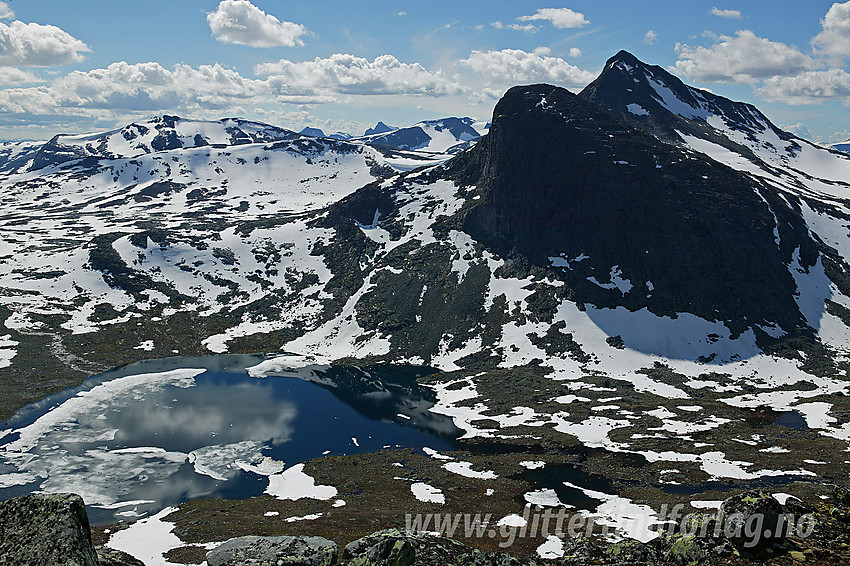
[1,51,849,514]
[299,126,353,141]
[831,138,850,154]
[22,116,306,172]
[580,51,850,196]
[0,140,43,173]
[296,117,490,154]
[354,117,489,154]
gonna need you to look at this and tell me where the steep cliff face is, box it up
[451,83,817,337]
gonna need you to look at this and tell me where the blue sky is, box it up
[1,1,849,142]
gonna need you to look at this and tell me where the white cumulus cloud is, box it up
[644,30,657,44]
[0,67,40,85]
[755,2,850,104]
[256,53,459,96]
[0,53,468,129]
[710,7,742,19]
[0,20,90,67]
[0,2,13,20]
[781,122,812,138]
[207,0,308,48]
[0,61,270,119]
[672,30,815,83]
[812,1,850,59]
[758,69,850,104]
[458,48,595,88]
[518,8,589,29]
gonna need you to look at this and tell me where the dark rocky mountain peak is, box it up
[579,51,798,157]
[448,83,819,338]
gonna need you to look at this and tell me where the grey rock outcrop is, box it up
[95,546,146,566]
[0,493,99,566]
[718,490,786,549]
[206,535,337,566]
[342,529,537,566]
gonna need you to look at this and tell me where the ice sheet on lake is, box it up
[3,368,204,453]
[188,440,268,481]
[524,488,566,507]
[246,353,331,377]
[0,366,302,509]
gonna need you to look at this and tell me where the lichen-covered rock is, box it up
[604,537,663,563]
[560,536,605,564]
[343,529,537,566]
[664,535,708,565]
[0,493,99,566]
[348,537,415,566]
[834,486,850,508]
[718,491,785,549]
[206,535,337,566]
[95,546,146,566]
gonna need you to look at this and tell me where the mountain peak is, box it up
[580,49,797,159]
[365,121,394,136]
[449,82,814,336]
[300,126,326,138]
[150,115,182,128]
[605,49,643,69]
[582,50,704,124]
[24,115,301,170]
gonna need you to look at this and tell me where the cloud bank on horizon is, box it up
[0,1,848,143]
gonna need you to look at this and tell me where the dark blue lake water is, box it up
[0,354,459,524]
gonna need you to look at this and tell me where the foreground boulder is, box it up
[0,493,100,566]
[342,529,537,566]
[95,546,146,566]
[206,535,337,566]
[718,490,786,549]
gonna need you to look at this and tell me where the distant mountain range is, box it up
[352,117,490,154]
[831,139,850,154]
[297,117,490,155]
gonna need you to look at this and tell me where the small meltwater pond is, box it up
[0,354,460,523]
